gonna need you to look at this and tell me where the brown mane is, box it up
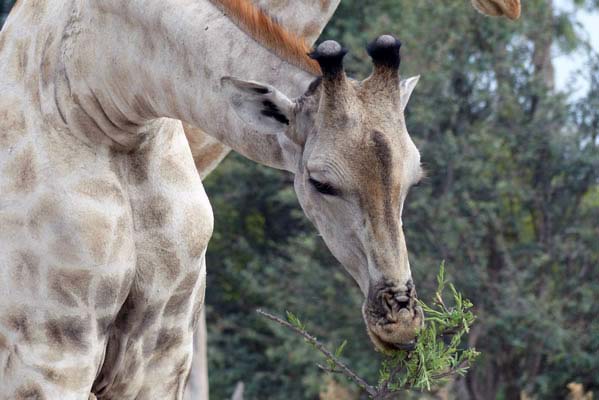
[210,0,321,76]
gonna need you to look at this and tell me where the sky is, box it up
[554,0,599,97]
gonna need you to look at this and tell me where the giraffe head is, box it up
[222,35,424,352]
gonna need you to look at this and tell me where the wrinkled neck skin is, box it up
[39,0,314,168]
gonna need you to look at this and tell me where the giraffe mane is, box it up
[210,0,322,76]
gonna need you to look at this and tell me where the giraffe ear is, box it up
[221,77,295,133]
[399,75,419,112]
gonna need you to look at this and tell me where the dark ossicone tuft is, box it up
[367,35,402,69]
[309,40,348,77]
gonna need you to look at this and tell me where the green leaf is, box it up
[335,340,348,358]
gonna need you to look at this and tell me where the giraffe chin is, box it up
[363,304,424,354]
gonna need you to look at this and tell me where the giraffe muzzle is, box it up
[362,280,424,352]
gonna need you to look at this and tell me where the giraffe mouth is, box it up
[362,280,424,352]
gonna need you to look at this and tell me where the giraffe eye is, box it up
[309,178,339,196]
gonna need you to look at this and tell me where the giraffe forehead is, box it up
[359,130,419,186]
[309,128,419,190]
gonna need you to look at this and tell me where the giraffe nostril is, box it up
[395,295,410,309]
[382,293,395,313]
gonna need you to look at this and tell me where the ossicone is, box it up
[367,35,402,70]
[309,40,348,78]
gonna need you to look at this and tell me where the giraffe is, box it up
[0,0,521,399]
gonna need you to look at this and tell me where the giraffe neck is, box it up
[3,0,340,167]
[67,0,320,164]
[184,0,340,178]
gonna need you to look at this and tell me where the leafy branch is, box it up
[257,309,378,396]
[258,262,480,399]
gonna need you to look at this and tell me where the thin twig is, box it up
[316,363,343,374]
[430,360,470,380]
[257,309,378,397]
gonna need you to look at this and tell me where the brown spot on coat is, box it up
[154,328,183,356]
[0,333,7,350]
[5,310,31,342]
[49,269,92,307]
[158,249,181,281]
[128,142,152,183]
[95,277,119,308]
[12,250,40,285]
[79,210,113,263]
[41,365,91,390]
[45,317,89,351]
[159,156,190,186]
[163,293,190,316]
[5,145,38,193]
[74,178,124,204]
[15,383,46,400]
[49,229,81,266]
[0,108,26,147]
[145,235,181,282]
[133,195,172,231]
[178,271,200,293]
[27,195,59,235]
[70,106,107,147]
[116,295,161,339]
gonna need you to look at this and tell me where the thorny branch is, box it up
[257,265,478,399]
[257,309,378,397]
[258,308,474,399]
